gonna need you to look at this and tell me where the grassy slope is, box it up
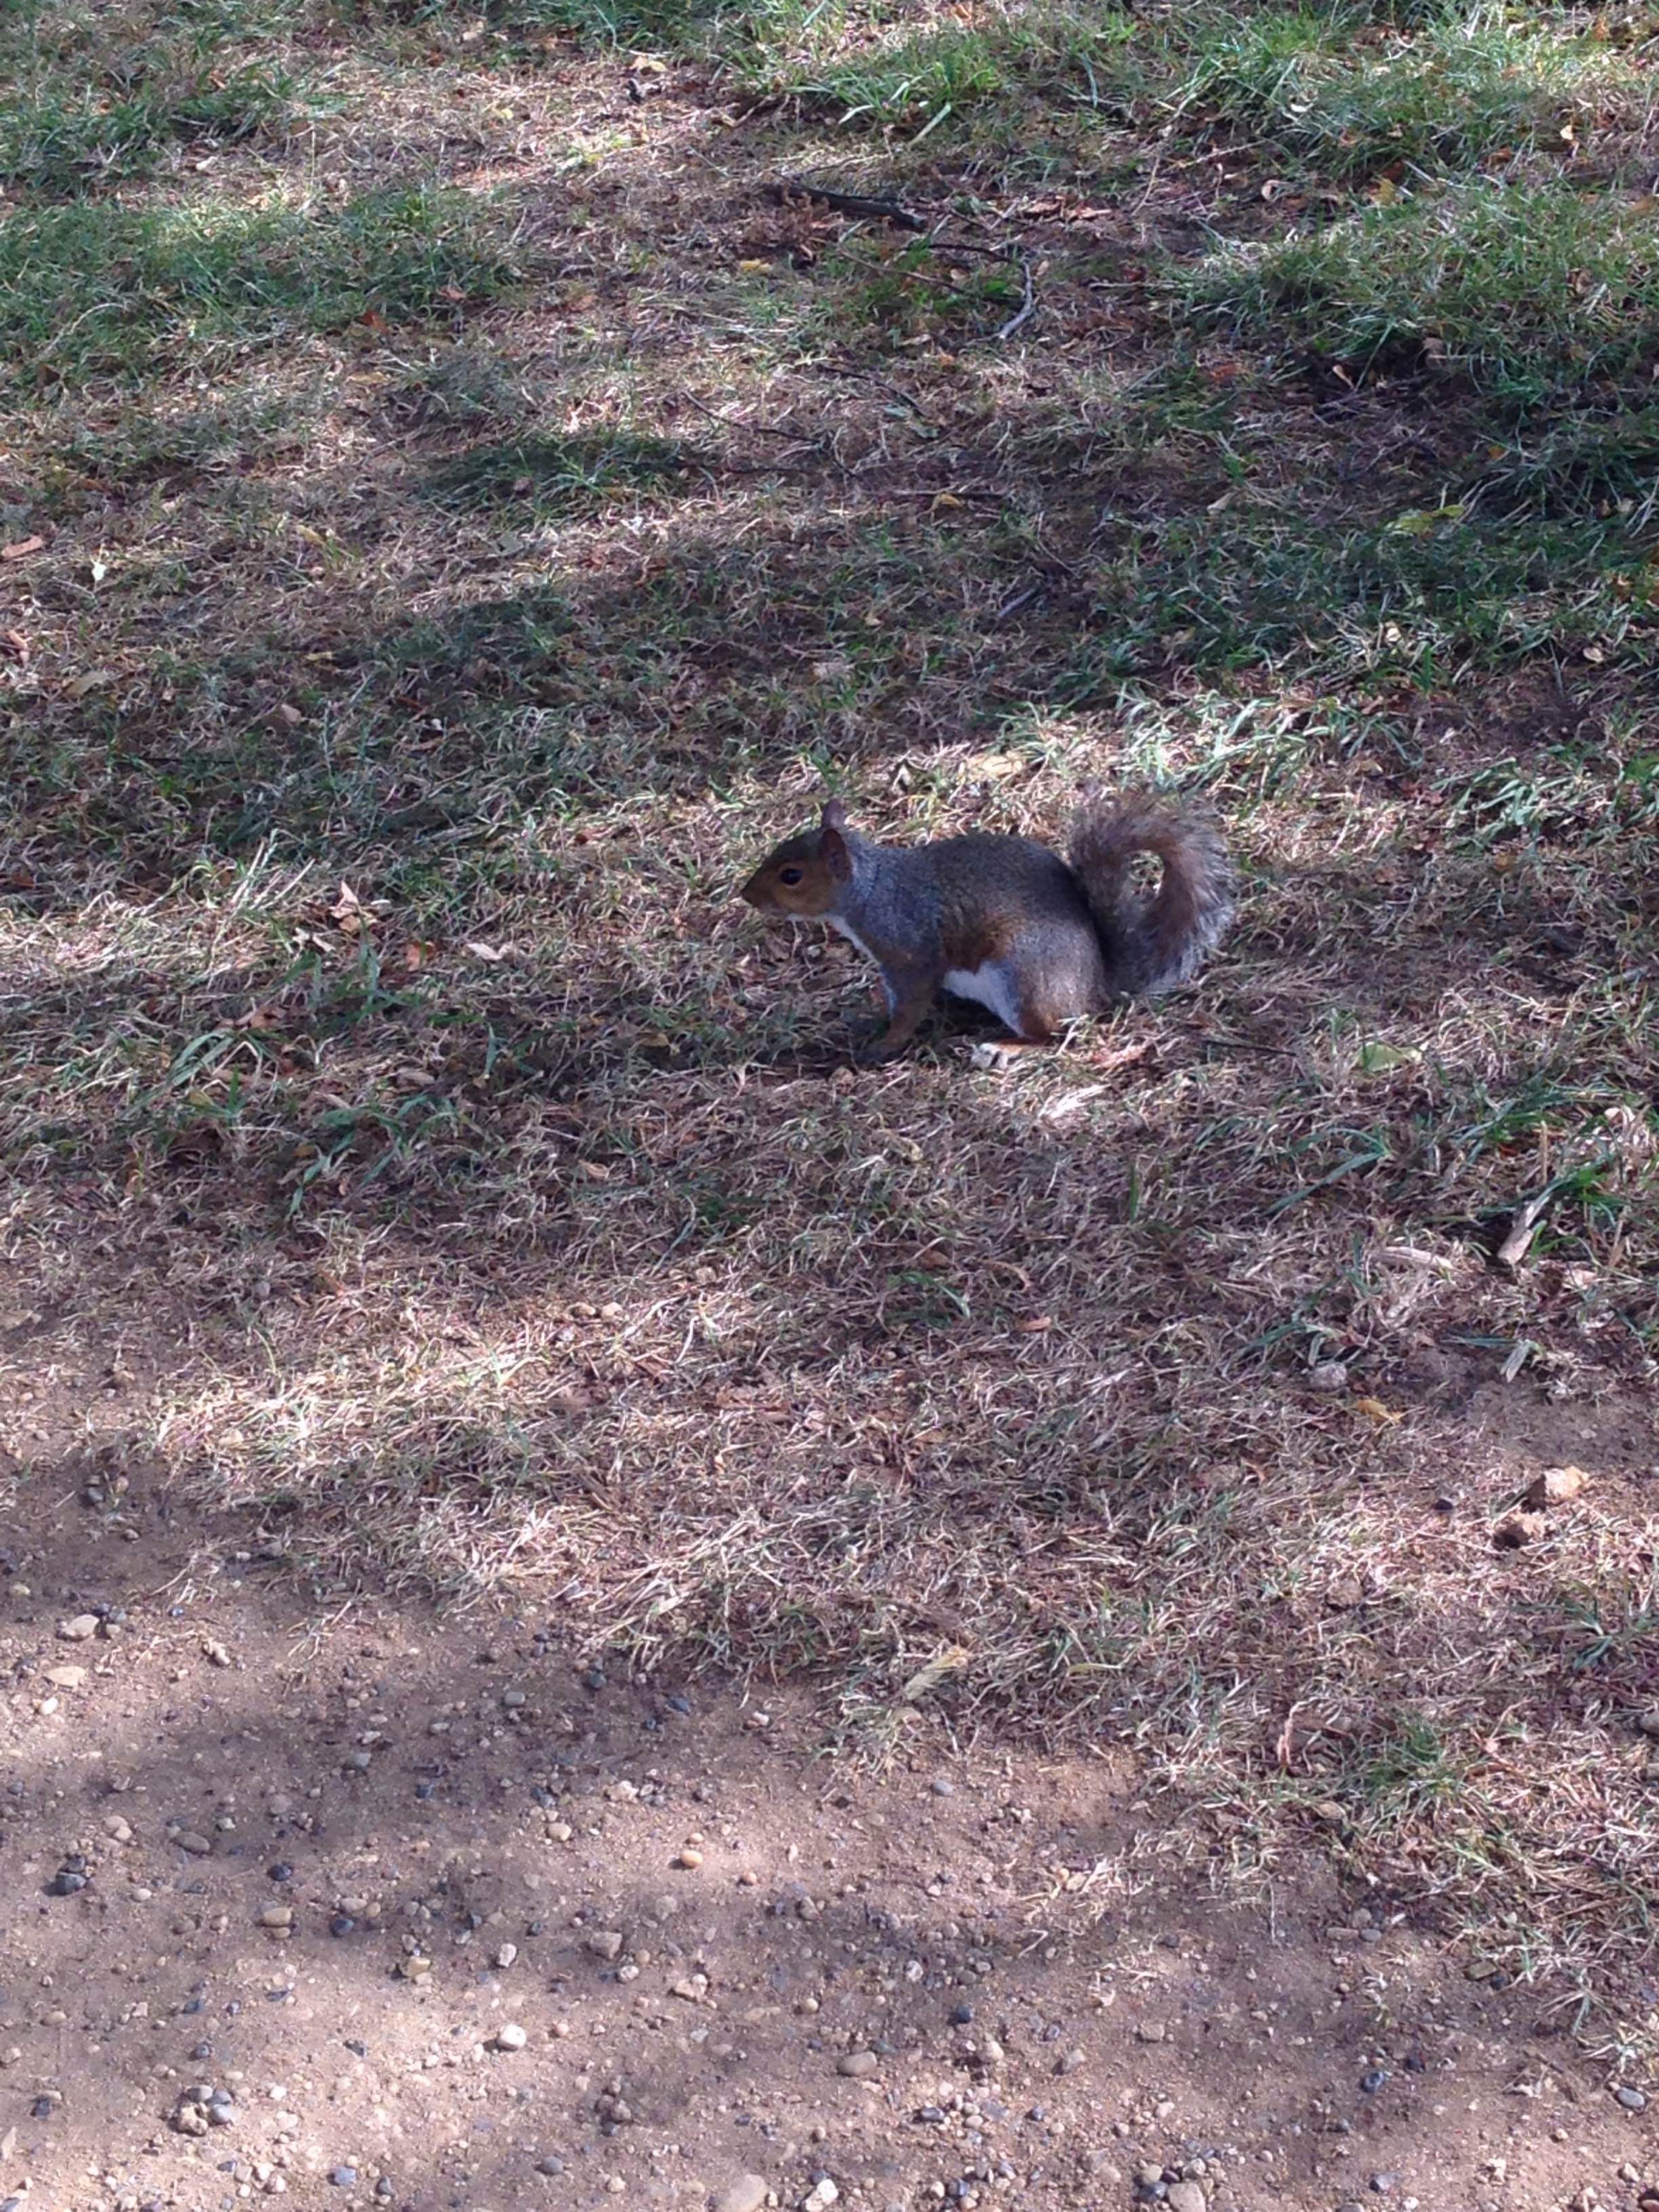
[1,0,1657,2031]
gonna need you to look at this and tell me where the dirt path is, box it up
[5,1432,1656,2212]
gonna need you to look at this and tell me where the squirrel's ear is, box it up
[818,800,853,882]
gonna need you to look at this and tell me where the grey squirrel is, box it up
[739,790,1235,1063]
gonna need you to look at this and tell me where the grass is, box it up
[3,0,1659,2044]
[0,187,521,385]
[0,59,300,195]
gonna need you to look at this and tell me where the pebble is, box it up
[535,2156,567,2177]
[177,1832,213,1856]
[331,1915,356,1939]
[1309,1360,1349,1392]
[329,2167,357,2188]
[493,2024,529,2051]
[930,1778,955,1797]
[1615,2085,1648,2112]
[1369,2177,1398,2196]
[715,2180,769,2212]
[1135,2022,1167,2043]
[1166,2186,1206,2212]
[586,1931,624,1961]
[676,1849,705,1870]
[801,2184,838,2212]
[103,1815,132,1843]
[495,1942,518,1969]
[258,1906,293,1930]
[44,1665,87,1689]
[57,1614,99,1641]
[837,2051,879,2079]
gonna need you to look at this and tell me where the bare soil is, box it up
[3,1319,1657,2212]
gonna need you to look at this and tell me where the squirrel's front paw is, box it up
[853,1038,901,1068]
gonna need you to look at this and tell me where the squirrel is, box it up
[739,789,1235,1063]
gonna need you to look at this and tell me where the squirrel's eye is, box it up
[779,866,803,886]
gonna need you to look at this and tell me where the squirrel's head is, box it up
[739,799,854,918]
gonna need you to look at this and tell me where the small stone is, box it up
[493,2024,529,2051]
[801,2184,838,2212]
[1166,2186,1206,2212]
[203,1639,232,1667]
[345,1750,371,1772]
[331,1915,356,1938]
[103,1815,133,1843]
[837,2051,878,2079]
[45,1664,87,1689]
[494,1942,518,1969]
[1360,2067,1389,2093]
[329,2167,357,2188]
[176,1832,213,1856]
[1635,1711,1659,1738]
[57,1614,99,1641]
[535,2156,567,2177]
[1615,2085,1648,2112]
[586,1931,624,1961]
[399,1954,432,1980]
[46,1870,87,1896]
[675,1849,704,1870]
[173,2102,210,2137]
[1056,2048,1085,2075]
[1134,2021,1167,2043]
[930,1777,955,1797]
[259,1906,293,1930]
[1309,1361,1349,1392]
[1525,1465,1588,1509]
[1369,2177,1398,2196]
[949,2004,973,2026]
[207,2100,239,2129]
[715,2179,769,2212]
[1136,2165,1166,2190]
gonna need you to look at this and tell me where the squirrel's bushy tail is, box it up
[1067,792,1235,998]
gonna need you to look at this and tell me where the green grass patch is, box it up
[1,58,298,196]
[754,5,1134,128]
[1158,4,1637,180]
[1188,180,1659,403]
[0,185,521,385]
[428,430,705,515]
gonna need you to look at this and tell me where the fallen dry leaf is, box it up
[1,534,45,561]
[1524,1465,1589,1509]
[1353,1396,1403,1427]
[1493,1511,1549,1550]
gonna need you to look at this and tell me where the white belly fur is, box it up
[943,962,1020,1031]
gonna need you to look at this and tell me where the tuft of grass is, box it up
[0,185,521,384]
[1188,180,1659,403]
